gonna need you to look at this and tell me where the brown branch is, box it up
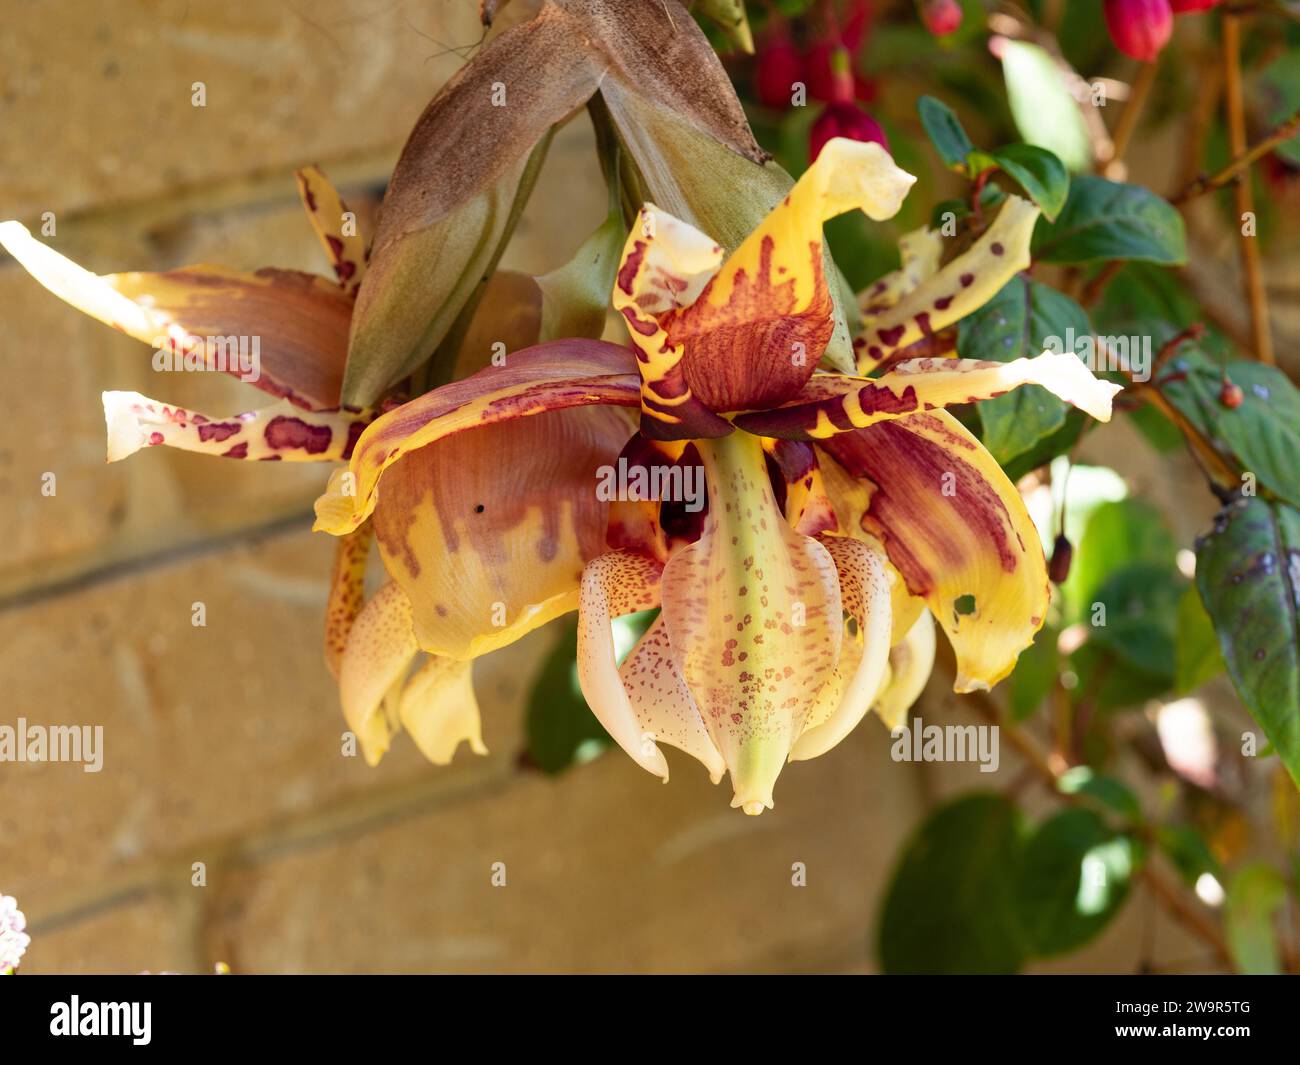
[1221,13,1275,364]
[1174,108,1300,205]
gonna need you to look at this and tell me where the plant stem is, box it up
[1175,110,1300,205]
[1104,60,1159,176]
[1221,13,1275,364]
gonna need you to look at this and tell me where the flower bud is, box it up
[1219,380,1244,409]
[1048,533,1074,584]
[921,0,963,36]
[809,102,889,162]
[1104,0,1173,63]
[755,32,805,110]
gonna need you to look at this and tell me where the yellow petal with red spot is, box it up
[0,221,350,409]
[666,138,916,413]
[790,534,893,762]
[398,656,487,765]
[576,550,671,780]
[103,391,371,463]
[734,353,1121,439]
[368,402,631,661]
[313,340,640,535]
[820,410,1050,692]
[295,165,367,294]
[873,610,937,731]
[338,581,418,766]
[325,521,372,681]
[659,430,843,814]
[858,226,944,317]
[856,195,1040,366]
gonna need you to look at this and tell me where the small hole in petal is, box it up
[954,594,977,617]
[474,504,485,514]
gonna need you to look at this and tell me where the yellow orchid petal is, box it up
[815,444,927,644]
[576,550,670,780]
[666,138,916,414]
[295,165,367,294]
[820,411,1050,692]
[0,221,351,409]
[103,391,371,463]
[368,402,630,661]
[660,430,843,814]
[313,340,639,535]
[611,204,733,440]
[324,520,372,681]
[618,616,727,784]
[339,581,418,766]
[873,610,937,732]
[790,534,893,762]
[733,352,1122,439]
[398,656,488,765]
[856,195,1039,366]
[858,225,944,316]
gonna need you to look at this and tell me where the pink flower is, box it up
[921,0,963,36]
[810,102,889,162]
[1,895,31,974]
[1104,0,1174,63]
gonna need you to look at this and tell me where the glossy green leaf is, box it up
[1032,176,1187,266]
[1015,808,1139,957]
[957,276,1092,467]
[988,143,1069,222]
[918,95,975,170]
[1196,498,1300,787]
[878,794,1028,974]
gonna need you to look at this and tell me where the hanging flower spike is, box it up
[315,138,1121,811]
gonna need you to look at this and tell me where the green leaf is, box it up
[1214,363,1300,510]
[1032,176,1187,266]
[1196,498,1300,787]
[1086,561,1183,681]
[878,794,1028,974]
[1176,586,1226,694]
[1225,863,1288,975]
[1062,498,1175,624]
[988,143,1069,222]
[956,276,1092,467]
[917,95,975,170]
[1155,824,1222,888]
[1015,808,1139,957]
[998,40,1091,173]
[1009,625,1060,722]
[1058,767,1142,822]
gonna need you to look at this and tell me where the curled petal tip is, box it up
[954,676,991,695]
[742,801,767,816]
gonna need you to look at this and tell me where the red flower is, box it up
[921,0,963,36]
[1104,0,1173,63]
[810,102,889,162]
[1170,0,1220,11]
[806,1,875,103]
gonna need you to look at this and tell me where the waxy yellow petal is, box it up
[368,403,630,660]
[0,221,351,409]
[339,581,418,766]
[668,138,916,414]
[295,165,367,294]
[734,353,1121,439]
[660,430,843,813]
[858,226,944,317]
[790,534,893,762]
[314,340,640,535]
[398,656,487,765]
[856,195,1040,367]
[103,391,371,463]
[325,521,372,681]
[576,550,671,780]
[821,411,1050,692]
[873,610,937,731]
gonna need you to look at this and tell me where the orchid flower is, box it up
[312,139,1122,814]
